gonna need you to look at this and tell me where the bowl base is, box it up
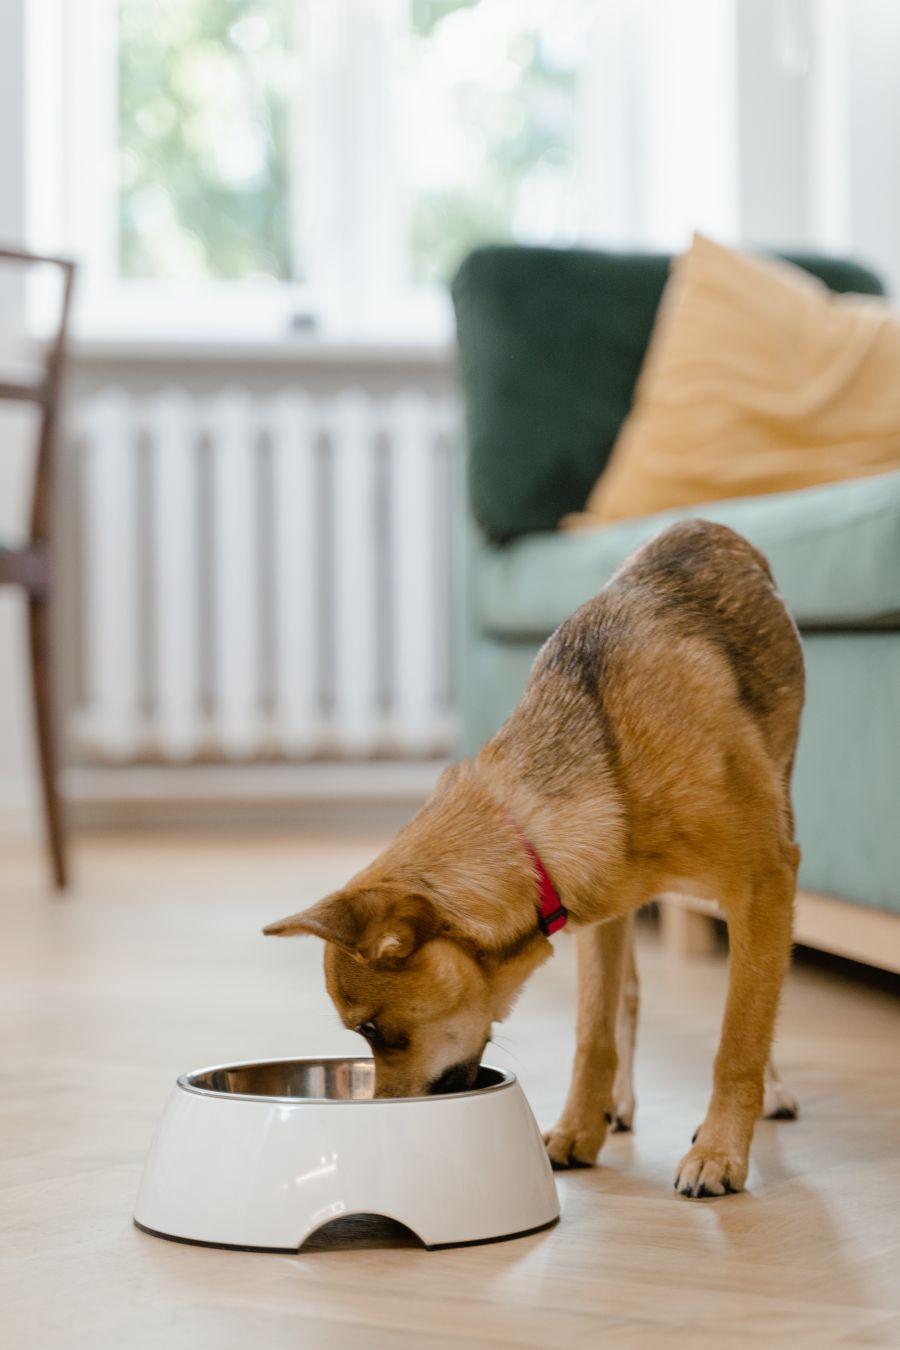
[134,1214,559,1253]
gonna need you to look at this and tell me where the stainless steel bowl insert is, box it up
[179,1057,511,1103]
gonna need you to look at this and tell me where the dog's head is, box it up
[264,882,549,1097]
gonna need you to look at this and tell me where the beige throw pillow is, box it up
[567,234,900,528]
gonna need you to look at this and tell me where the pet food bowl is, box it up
[134,1057,559,1251]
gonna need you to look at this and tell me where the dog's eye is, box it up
[354,1021,409,1053]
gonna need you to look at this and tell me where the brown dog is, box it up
[266,520,804,1198]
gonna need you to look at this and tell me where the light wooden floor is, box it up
[2,832,899,1349]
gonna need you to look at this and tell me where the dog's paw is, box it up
[762,1081,799,1121]
[543,1119,608,1169]
[674,1144,747,1198]
[610,1095,635,1133]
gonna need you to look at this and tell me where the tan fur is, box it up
[265,520,804,1197]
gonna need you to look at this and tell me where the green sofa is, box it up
[451,245,900,931]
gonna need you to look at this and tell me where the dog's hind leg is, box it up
[544,914,631,1168]
[674,845,798,1198]
[611,924,639,1131]
[762,1055,798,1120]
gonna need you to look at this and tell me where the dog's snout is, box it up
[427,1058,481,1095]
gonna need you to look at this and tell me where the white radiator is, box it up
[72,386,460,762]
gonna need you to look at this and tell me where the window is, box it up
[28,0,740,344]
[405,0,584,284]
[118,0,296,284]
[116,0,585,294]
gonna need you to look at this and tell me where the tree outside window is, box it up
[117,0,586,297]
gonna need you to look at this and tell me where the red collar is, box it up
[505,815,568,937]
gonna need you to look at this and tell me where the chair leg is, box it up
[27,595,67,889]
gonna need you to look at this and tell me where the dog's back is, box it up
[609,520,804,776]
[528,519,802,765]
[487,520,804,896]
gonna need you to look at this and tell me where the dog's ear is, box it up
[262,890,361,954]
[263,887,443,967]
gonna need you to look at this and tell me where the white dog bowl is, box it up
[134,1057,559,1251]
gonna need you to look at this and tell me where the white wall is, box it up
[0,0,39,837]
[735,0,900,294]
[847,0,900,296]
[736,0,815,247]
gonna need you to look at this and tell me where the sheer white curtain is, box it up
[578,0,900,295]
[578,0,739,252]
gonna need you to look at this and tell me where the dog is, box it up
[265,520,804,1198]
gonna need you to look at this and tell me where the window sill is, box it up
[69,333,456,368]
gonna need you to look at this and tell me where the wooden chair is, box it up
[0,248,76,888]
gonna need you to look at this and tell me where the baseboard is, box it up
[62,760,448,833]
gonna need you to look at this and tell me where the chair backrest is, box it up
[451,244,885,543]
[0,247,77,542]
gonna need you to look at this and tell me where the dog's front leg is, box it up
[544,914,631,1168]
[674,856,796,1198]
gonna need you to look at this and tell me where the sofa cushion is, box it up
[452,244,885,543]
[573,235,900,526]
[476,470,900,636]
